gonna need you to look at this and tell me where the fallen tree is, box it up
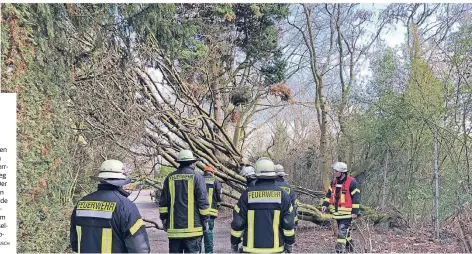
[65,9,405,230]
[73,50,406,229]
[139,177,405,228]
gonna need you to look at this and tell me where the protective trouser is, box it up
[169,236,203,253]
[335,218,353,253]
[202,218,215,253]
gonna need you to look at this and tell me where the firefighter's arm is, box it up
[159,177,170,221]
[215,179,223,207]
[230,190,248,245]
[281,192,296,245]
[289,187,300,224]
[69,207,78,253]
[350,179,361,215]
[123,203,151,253]
[290,187,299,208]
[195,173,210,220]
[321,180,333,208]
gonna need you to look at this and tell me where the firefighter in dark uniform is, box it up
[159,150,210,253]
[240,166,257,187]
[321,162,361,253]
[70,159,150,253]
[202,165,222,253]
[274,164,300,227]
[231,157,296,253]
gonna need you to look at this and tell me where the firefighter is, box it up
[230,157,296,253]
[321,162,361,253]
[274,164,299,227]
[70,160,150,253]
[159,150,210,253]
[240,166,257,187]
[202,165,222,253]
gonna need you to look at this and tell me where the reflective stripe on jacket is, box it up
[231,179,296,253]
[159,166,210,238]
[203,172,222,218]
[275,177,299,222]
[70,184,150,253]
[322,176,361,219]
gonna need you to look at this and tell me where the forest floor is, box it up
[130,190,465,253]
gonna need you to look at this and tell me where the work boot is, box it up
[335,243,346,253]
[346,241,355,253]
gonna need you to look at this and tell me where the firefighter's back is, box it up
[246,180,293,252]
[164,167,206,238]
[203,171,220,218]
[73,184,146,253]
[231,157,296,253]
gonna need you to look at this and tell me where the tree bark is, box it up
[232,105,242,150]
[433,130,440,239]
[212,82,224,139]
[381,149,389,208]
[302,4,330,192]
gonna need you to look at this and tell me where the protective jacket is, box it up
[275,177,299,223]
[231,179,296,253]
[203,172,222,218]
[159,166,210,238]
[246,177,257,187]
[322,176,360,219]
[70,184,150,253]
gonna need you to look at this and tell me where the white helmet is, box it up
[274,164,287,177]
[240,166,255,177]
[176,149,198,162]
[96,160,127,180]
[254,157,277,179]
[331,162,348,173]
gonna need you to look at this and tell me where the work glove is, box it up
[284,244,293,253]
[231,244,240,253]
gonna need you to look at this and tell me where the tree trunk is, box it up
[232,105,242,150]
[212,82,224,138]
[320,92,330,192]
[335,4,348,161]
[302,5,331,192]
[462,99,471,188]
[381,149,389,208]
[433,130,440,239]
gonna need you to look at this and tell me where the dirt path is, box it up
[129,190,462,253]
[129,190,338,253]
[130,190,233,253]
